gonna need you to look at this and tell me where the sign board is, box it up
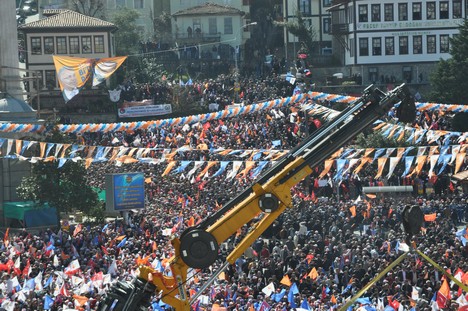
[118,99,172,118]
[105,173,145,213]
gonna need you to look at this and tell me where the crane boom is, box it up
[98,84,415,311]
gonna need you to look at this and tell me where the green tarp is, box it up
[3,201,50,220]
[3,201,58,228]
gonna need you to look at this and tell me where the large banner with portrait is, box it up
[92,56,127,86]
[53,55,127,102]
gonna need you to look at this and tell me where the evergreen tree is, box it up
[429,19,468,104]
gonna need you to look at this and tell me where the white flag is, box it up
[261,282,275,296]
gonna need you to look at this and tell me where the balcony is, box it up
[174,32,221,45]
[331,23,349,34]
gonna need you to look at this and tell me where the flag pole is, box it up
[414,248,468,292]
[338,252,409,311]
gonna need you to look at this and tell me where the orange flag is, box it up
[331,294,337,304]
[73,295,89,307]
[349,205,356,217]
[308,267,318,280]
[319,159,334,178]
[3,228,9,247]
[161,161,177,176]
[187,216,195,227]
[354,157,371,175]
[374,157,388,179]
[280,275,292,286]
[424,213,437,222]
[116,235,126,241]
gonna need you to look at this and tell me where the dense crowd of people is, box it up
[1,76,467,311]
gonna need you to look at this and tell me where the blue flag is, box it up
[271,140,281,148]
[356,297,372,305]
[44,275,53,288]
[272,289,286,302]
[44,295,54,310]
[300,298,310,310]
[117,237,127,248]
[288,283,299,308]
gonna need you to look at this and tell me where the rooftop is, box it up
[173,2,245,17]
[18,9,116,30]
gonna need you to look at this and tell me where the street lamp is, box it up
[234,21,257,101]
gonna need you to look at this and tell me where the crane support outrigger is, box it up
[99,84,417,311]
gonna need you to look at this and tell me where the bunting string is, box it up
[1,137,466,180]
[0,91,466,135]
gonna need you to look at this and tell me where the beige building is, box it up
[18,9,118,110]
[172,2,252,60]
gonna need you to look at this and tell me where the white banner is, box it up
[118,104,172,118]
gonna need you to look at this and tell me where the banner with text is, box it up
[118,100,172,118]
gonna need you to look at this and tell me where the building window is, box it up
[369,67,378,83]
[81,36,92,53]
[323,0,332,7]
[359,38,369,56]
[453,0,462,18]
[413,35,422,54]
[384,4,394,21]
[31,37,42,55]
[94,36,105,53]
[440,34,449,53]
[426,2,436,19]
[56,37,67,54]
[359,5,368,22]
[398,3,408,21]
[299,0,311,16]
[193,18,201,35]
[372,37,381,55]
[45,70,56,89]
[224,17,232,34]
[44,37,54,54]
[69,36,79,54]
[399,36,408,54]
[350,38,354,57]
[208,18,217,35]
[116,0,125,7]
[134,0,143,9]
[403,66,412,83]
[371,4,381,22]
[439,1,449,19]
[427,35,436,53]
[385,37,394,55]
[412,3,422,20]
[323,17,331,33]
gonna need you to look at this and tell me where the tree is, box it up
[70,0,105,18]
[112,8,142,56]
[17,161,99,210]
[353,131,411,149]
[275,11,316,55]
[16,123,103,222]
[429,19,468,104]
[153,11,172,43]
